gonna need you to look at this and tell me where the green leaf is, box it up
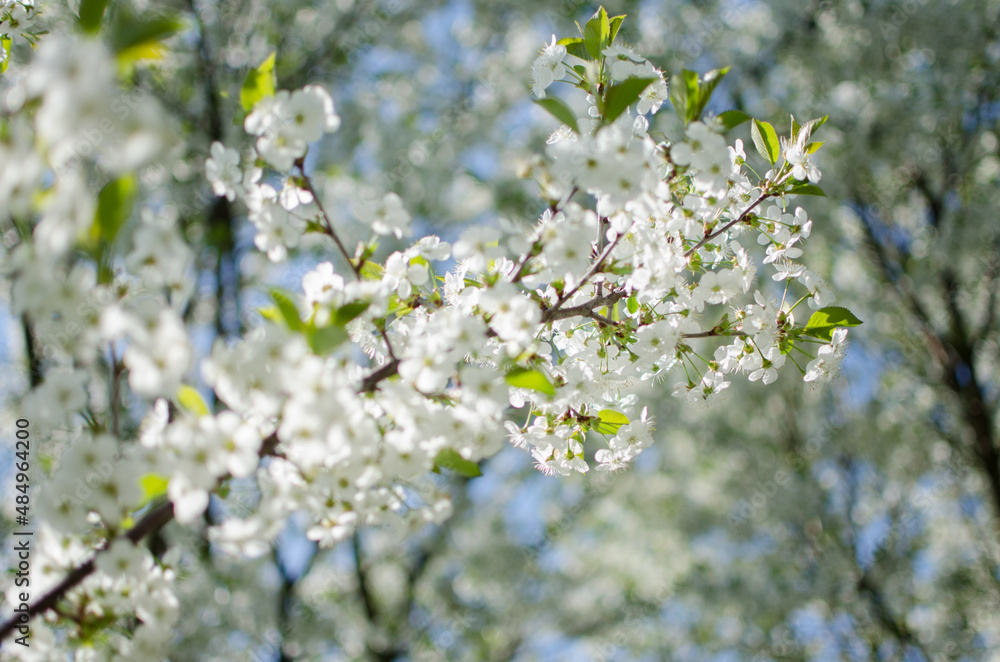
[176,385,209,417]
[805,141,824,154]
[258,306,282,323]
[786,182,826,197]
[751,119,780,164]
[557,37,590,61]
[533,97,579,134]
[691,67,729,121]
[110,13,183,55]
[626,294,639,315]
[334,301,370,326]
[505,367,556,396]
[433,449,482,478]
[137,473,169,506]
[308,325,349,355]
[78,0,108,33]
[593,409,630,435]
[602,77,655,125]
[0,38,10,73]
[797,115,828,141]
[802,306,863,341]
[717,109,751,132]
[583,7,610,59]
[240,52,277,112]
[360,260,385,281]
[270,288,304,332]
[608,15,626,44]
[91,175,137,245]
[669,70,700,124]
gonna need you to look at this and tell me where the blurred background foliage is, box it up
[19,0,1000,659]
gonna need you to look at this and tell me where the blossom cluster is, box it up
[0,7,854,657]
[0,1,37,68]
[192,17,850,523]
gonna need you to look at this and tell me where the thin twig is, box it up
[684,192,770,258]
[0,431,284,644]
[680,329,747,339]
[586,310,616,327]
[297,162,361,281]
[297,164,399,361]
[352,532,377,622]
[543,232,625,323]
[0,501,174,641]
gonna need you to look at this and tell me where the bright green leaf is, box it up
[258,306,282,323]
[608,15,625,44]
[691,67,729,121]
[334,301,370,326]
[308,325,349,355]
[583,7,610,59]
[669,70,700,124]
[360,260,385,281]
[626,294,639,315]
[533,97,580,134]
[0,38,10,74]
[802,306,863,341]
[506,367,556,396]
[717,109,751,132]
[806,141,824,154]
[91,175,137,245]
[117,42,168,67]
[667,75,685,123]
[786,181,827,197]
[176,385,209,417]
[270,288,304,332]
[557,37,590,61]
[78,0,108,33]
[797,115,828,141]
[433,449,482,478]
[593,409,630,435]
[138,473,168,505]
[602,77,655,125]
[110,13,183,55]
[241,52,277,112]
[751,118,780,164]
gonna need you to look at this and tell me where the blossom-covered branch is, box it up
[0,4,860,655]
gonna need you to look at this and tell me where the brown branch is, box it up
[297,165,399,364]
[857,206,1000,527]
[297,163,361,281]
[586,310,616,327]
[681,329,747,339]
[542,290,627,324]
[856,208,950,366]
[839,456,934,662]
[972,237,1000,349]
[546,232,624,318]
[0,501,174,641]
[352,532,377,623]
[684,191,772,258]
[0,431,283,644]
[360,359,401,393]
[20,314,42,389]
[509,245,538,284]
[109,344,123,439]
